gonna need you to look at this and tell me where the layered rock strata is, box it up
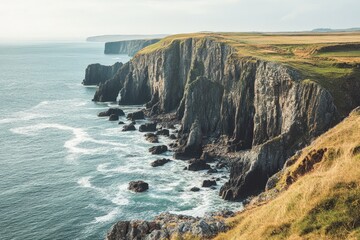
[92,37,341,201]
[82,62,122,86]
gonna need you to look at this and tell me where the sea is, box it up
[0,42,242,240]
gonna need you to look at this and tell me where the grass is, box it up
[213,110,360,240]
[137,32,360,115]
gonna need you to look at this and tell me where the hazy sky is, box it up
[0,0,359,42]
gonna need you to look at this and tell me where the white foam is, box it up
[93,208,119,223]
[78,176,93,188]
[10,123,127,160]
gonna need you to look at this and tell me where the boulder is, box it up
[149,145,168,155]
[144,133,159,143]
[151,158,171,167]
[128,181,149,192]
[109,114,119,121]
[98,108,125,117]
[122,123,136,131]
[169,143,178,148]
[188,159,211,171]
[127,110,145,120]
[190,187,200,192]
[139,122,157,132]
[202,180,217,188]
[207,168,218,174]
[156,129,170,136]
[169,134,177,140]
[118,121,125,125]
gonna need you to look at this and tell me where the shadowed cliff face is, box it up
[82,62,122,86]
[92,37,340,200]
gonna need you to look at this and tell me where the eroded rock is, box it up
[128,181,149,192]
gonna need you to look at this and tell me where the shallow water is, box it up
[0,42,242,239]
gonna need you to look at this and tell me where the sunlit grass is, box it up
[214,111,360,240]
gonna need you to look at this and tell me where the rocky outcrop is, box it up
[127,110,145,121]
[149,145,168,155]
[128,181,149,192]
[122,123,136,131]
[139,122,157,132]
[144,133,159,143]
[187,159,211,171]
[106,212,231,240]
[151,158,171,167]
[98,108,125,117]
[92,37,340,200]
[104,39,161,56]
[82,62,122,85]
[202,180,217,188]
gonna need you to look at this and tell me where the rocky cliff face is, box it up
[93,37,341,200]
[82,62,122,86]
[104,39,161,56]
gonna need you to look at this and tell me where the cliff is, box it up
[92,33,360,202]
[82,62,122,86]
[104,39,161,56]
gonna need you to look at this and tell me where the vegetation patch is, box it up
[298,188,360,238]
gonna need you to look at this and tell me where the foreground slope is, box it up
[215,107,360,240]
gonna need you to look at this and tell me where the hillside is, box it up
[215,107,360,240]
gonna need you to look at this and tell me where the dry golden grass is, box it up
[214,110,360,240]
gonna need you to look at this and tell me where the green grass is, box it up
[298,186,360,238]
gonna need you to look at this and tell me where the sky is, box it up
[0,0,359,42]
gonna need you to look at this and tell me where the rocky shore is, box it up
[106,211,234,240]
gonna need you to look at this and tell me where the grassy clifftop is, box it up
[214,108,360,240]
[138,32,360,115]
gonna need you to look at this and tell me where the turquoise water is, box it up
[0,43,241,239]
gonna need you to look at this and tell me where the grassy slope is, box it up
[138,32,360,115]
[214,110,360,240]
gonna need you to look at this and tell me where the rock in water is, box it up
[190,187,200,192]
[151,158,171,167]
[149,145,168,154]
[202,180,217,188]
[109,114,119,121]
[98,108,125,117]
[188,159,211,171]
[169,134,177,139]
[127,110,145,121]
[155,129,170,136]
[122,123,136,131]
[139,122,157,132]
[144,133,159,143]
[128,181,149,192]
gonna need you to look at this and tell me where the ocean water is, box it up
[0,43,242,240]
